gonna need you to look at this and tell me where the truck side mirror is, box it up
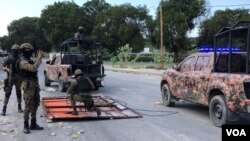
[46,60,51,64]
[172,64,178,70]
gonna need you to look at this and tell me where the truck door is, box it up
[48,56,60,81]
[190,55,211,105]
[178,56,197,100]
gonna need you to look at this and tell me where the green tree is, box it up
[146,18,157,46]
[157,0,206,62]
[6,17,51,52]
[92,4,152,53]
[117,44,132,68]
[198,9,250,46]
[82,0,111,35]
[39,1,87,51]
[0,36,12,51]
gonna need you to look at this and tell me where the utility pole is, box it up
[160,0,164,69]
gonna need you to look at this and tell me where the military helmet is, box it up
[78,26,83,30]
[11,44,19,50]
[20,43,33,51]
[75,69,83,76]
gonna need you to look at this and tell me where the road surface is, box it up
[0,61,221,141]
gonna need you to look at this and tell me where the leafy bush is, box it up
[103,55,112,61]
[117,44,132,68]
[145,65,155,69]
[135,56,154,62]
[110,56,119,66]
[152,49,173,67]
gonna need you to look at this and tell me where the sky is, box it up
[0,0,250,37]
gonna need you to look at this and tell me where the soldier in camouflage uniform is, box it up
[74,26,85,52]
[74,26,84,39]
[67,69,101,116]
[1,44,23,116]
[17,43,43,134]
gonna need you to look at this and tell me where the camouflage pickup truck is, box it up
[161,21,250,127]
[44,37,105,92]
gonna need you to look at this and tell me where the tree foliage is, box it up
[39,1,87,51]
[0,36,12,51]
[92,4,152,53]
[198,9,250,46]
[2,17,51,52]
[158,0,206,62]
[82,0,111,35]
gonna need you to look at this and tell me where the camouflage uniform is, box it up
[1,44,23,116]
[67,69,101,116]
[74,26,84,39]
[74,26,85,52]
[18,43,43,134]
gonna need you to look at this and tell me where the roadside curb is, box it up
[105,67,163,76]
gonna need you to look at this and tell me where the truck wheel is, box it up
[209,95,229,127]
[161,84,175,107]
[94,85,99,91]
[44,73,50,86]
[59,77,66,92]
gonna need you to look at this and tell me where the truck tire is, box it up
[59,77,66,92]
[94,85,99,91]
[161,84,175,107]
[44,73,51,86]
[209,95,229,127]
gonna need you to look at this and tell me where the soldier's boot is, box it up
[72,105,78,115]
[18,104,23,113]
[30,119,44,130]
[1,106,7,116]
[96,108,101,117]
[23,120,30,134]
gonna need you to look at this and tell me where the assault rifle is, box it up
[3,56,13,93]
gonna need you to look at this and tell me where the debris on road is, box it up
[42,87,57,92]
[46,119,52,123]
[50,132,56,136]
[71,133,78,139]
[78,129,84,134]
[0,119,13,126]
[42,95,142,121]
[154,101,163,106]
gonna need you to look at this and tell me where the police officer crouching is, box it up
[17,43,43,134]
[67,69,101,116]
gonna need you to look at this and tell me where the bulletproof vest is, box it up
[76,76,91,93]
[17,57,37,80]
[8,55,19,75]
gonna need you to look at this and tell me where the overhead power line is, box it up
[147,4,250,11]
[163,3,250,8]
[208,4,250,8]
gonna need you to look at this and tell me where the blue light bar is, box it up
[198,47,240,52]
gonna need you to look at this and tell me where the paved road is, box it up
[0,61,221,141]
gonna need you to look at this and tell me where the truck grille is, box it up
[243,80,250,99]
